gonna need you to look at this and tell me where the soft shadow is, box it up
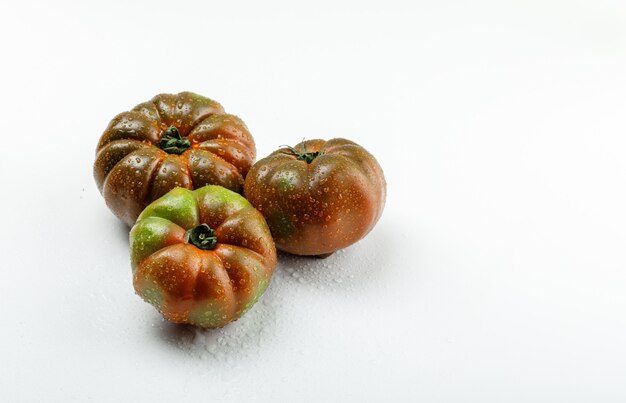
[150,284,282,362]
[146,220,396,358]
[276,221,395,292]
[113,218,131,241]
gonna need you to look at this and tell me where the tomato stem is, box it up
[158,126,191,154]
[185,224,218,250]
[279,140,324,163]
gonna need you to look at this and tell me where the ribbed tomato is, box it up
[130,186,276,328]
[94,91,255,226]
[244,138,386,257]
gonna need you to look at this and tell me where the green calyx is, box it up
[280,141,324,163]
[185,224,218,250]
[158,126,190,154]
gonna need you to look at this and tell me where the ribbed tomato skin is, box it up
[94,92,255,226]
[244,138,386,256]
[130,186,276,328]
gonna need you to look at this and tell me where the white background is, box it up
[1,0,626,401]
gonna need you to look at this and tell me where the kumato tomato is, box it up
[130,186,276,328]
[94,92,255,226]
[244,138,386,257]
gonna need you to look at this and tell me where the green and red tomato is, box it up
[130,185,276,328]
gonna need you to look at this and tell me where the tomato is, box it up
[94,91,255,226]
[243,138,386,256]
[130,186,276,328]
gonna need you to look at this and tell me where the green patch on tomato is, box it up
[130,216,179,272]
[267,209,296,240]
[187,300,230,328]
[274,169,297,195]
[137,187,199,229]
[135,277,165,311]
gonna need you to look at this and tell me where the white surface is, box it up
[1,0,626,401]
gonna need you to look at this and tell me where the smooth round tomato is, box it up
[244,138,386,257]
[94,91,255,226]
[130,185,276,328]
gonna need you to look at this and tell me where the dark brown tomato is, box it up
[244,138,386,256]
[94,92,256,226]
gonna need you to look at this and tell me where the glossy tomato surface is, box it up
[130,186,276,328]
[244,138,386,256]
[94,91,255,226]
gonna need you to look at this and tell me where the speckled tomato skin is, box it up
[243,138,386,256]
[130,186,276,328]
[94,92,256,226]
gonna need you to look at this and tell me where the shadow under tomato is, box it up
[114,218,131,239]
[275,221,394,293]
[149,283,283,362]
[145,219,397,358]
